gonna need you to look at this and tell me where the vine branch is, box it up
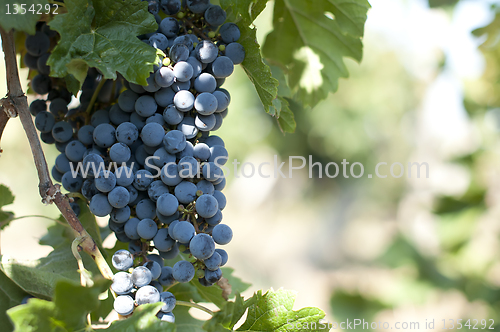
[0,26,113,281]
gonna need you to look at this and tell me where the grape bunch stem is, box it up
[0,27,113,281]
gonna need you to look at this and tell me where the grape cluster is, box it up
[26,0,244,322]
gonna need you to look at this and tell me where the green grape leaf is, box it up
[263,0,370,108]
[0,269,28,332]
[47,0,158,90]
[103,303,171,332]
[275,96,296,133]
[221,267,251,299]
[0,0,49,35]
[220,0,268,25]
[236,289,325,331]
[0,242,100,299]
[39,222,73,248]
[76,200,105,254]
[0,185,15,229]
[7,279,110,331]
[0,185,14,208]
[204,294,252,331]
[171,279,227,309]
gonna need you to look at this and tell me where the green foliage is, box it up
[236,289,325,331]
[104,303,170,331]
[47,0,158,93]
[0,185,15,229]
[0,0,49,35]
[221,0,268,25]
[203,295,250,331]
[220,267,251,298]
[0,270,28,332]
[0,241,100,299]
[263,0,370,108]
[7,279,110,331]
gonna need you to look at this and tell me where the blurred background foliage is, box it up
[3,0,500,329]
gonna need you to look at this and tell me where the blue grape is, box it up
[213,90,230,112]
[52,166,63,182]
[147,254,164,267]
[158,311,175,323]
[35,111,56,133]
[178,156,199,178]
[114,295,134,316]
[148,180,169,202]
[177,141,194,159]
[111,206,131,223]
[109,218,125,233]
[132,266,153,287]
[206,209,222,226]
[93,123,116,148]
[201,135,225,147]
[212,56,234,78]
[146,0,160,14]
[115,231,132,243]
[160,292,176,312]
[162,104,184,125]
[212,113,223,131]
[95,170,117,193]
[202,162,223,182]
[149,32,169,50]
[127,185,140,205]
[110,143,131,164]
[156,193,179,216]
[136,199,157,220]
[115,122,139,146]
[108,186,130,209]
[160,0,181,15]
[173,61,194,82]
[157,210,179,225]
[159,242,179,260]
[160,17,179,38]
[90,109,110,127]
[212,190,227,210]
[193,143,210,161]
[173,261,195,283]
[196,180,214,195]
[204,252,221,271]
[90,193,113,217]
[115,166,135,187]
[118,90,139,112]
[189,233,215,260]
[81,178,98,199]
[153,147,176,167]
[173,90,195,112]
[163,130,186,154]
[174,181,198,204]
[135,95,158,117]
[109,104,131,125]
[186,0,209,13]
[143,260,162,280]
[204,5,226,26]
[173,35,194,50]
[146,113,165,126]
[141,122,165,147]
[31,74,52,94]
[171,80,191,92]
[29,99,47,116]
[205,268,222,283]
[130,112,146,131]
[154,228,176,252]
[173,221,195,243]
[25,31,50,56]
[143,72,162,93]
[112,249,134,271]
[111,272,133,295]
[128,241,142,254]
[198,276,213,287]
[186,56,202,78]
[52,121,73,143]
[220,23,240,43]
[195,114,216,132]
[169,43,190,63]
[194,73,217,93]
[209,145,228,165]
[65,140,86,162]
[49,98,68,116]
[133,169,154,191]
[24,53,39,70]
[124,218,141,240]
[194,92,218,115]
[155,88,176,109]
[158,266,175,286]
[178,116,198,139]
[155,67,175,88]
[161,163,183,186]
[150,280,163,293]
[195,41,218,64]
[196,194,218,218]
[212,224,232,245]
[77,125,95,145]
[225,42,245,65]
[136,285,161,305]
[62,171,83,192]
[215,248,228,266]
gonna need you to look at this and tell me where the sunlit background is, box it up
[2,0,500,329]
